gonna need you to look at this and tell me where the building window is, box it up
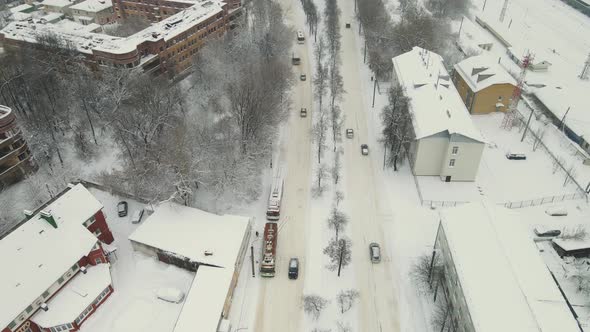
[58,276,64,284]
[72,263,79,271]
[83,217,95,227]
[26,305,33,313]
[94,228,102,237]
[42,290,50,298]
[451,146,459,155]
[95,258,102,264]
[449,159,456,167]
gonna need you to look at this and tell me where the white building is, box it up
[69,0,115,25]
[128,202,252,332]
[391,47,485,182]
[433,202,581,332]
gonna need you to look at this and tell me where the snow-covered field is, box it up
[80,189,194,332]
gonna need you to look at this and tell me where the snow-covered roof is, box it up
[41,12,65,22]
[31,264,112,328]
[454,55,517,93]
[391,47,484,142]
[9,4,33,13]
[42,0,77,8]
[457,16,493,49]
[553,237,590,252]
[1,0,223,55]
[128,202,251,268]
[9,12,33,21]
[440,202,580,332]
[70,0,112,13]
[0,184,102,329]
[173,267,233,332]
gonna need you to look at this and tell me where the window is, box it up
[57,276,64,284]
[451,146,459,155]
[449,159,456,167]
[72,263,79,271]
[94,228,102,237]
[95,258,102,264]
[498,96,503,101]
[42,290,50,298]
[26,305,33,313]
[83,217,95,227]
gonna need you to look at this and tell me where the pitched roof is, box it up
[454,55,517,93]
[391,47,484,142]
[0,184,102,329]
[440,202,581,332]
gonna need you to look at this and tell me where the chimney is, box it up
[40,210,58,229]
[24,210,34,220]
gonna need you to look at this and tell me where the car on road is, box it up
[288,258,299,279]
[506,153,526,160]
[346,128,353,138]
[300,74,306,81]
[369,243,381,263]
[131,209,145,224]
[534,225,561,237]
[361,144,369,155]
[300,108,307,117]
[117,201,128,217]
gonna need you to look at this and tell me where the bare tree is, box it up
[381,86,413,171]
[426,0,472,19]
[331,148,342,184]
[336,321,352,332]
[312,107,328,163]
[303,295,329,320]
[560,225,587,241]
[314,38,328,113]
[314,163,330,197]
[410,253,441,294]
[431,297,451,332]
[336,289,360,314]
[324,237,352,275]
[335,190,344,206]
[327,206,349,240]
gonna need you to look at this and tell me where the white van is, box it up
[131,209,144,224]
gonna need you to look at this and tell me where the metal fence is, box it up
[421,200,470,208]
[498,192,587,209]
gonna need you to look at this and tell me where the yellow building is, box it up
[453,55,517,114]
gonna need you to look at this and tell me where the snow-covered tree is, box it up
[336,289,360,314]
[381,85,413,171]
[303,295,329,320]
[324,237,352,275]
[327,207,349,240]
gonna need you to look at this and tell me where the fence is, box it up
[498,192,587,209]
[516,97,589,201]
[421,200,470,208]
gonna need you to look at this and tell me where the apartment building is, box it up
[391,47,485,182]
[0,0,237,75]
[0,183,115,332]
[0,105,36,189]
[70,0,116,25]
[432,202,581,332]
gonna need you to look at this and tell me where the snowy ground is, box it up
[80,188,194,332]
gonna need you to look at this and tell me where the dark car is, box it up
[369,243,381,263]
[361,144,369,155]
[117,201,128,217]
[506,153,526,160]
[300,108,307,117]
[288,258,299,279]
[534,226,561,237]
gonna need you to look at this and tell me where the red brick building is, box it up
[0,105,36,189]
[0,183,115,332]
[0,0,240,76]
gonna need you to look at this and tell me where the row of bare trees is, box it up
[0,0,293,219]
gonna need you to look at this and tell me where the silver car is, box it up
[369,242,381,263]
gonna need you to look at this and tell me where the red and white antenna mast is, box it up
[501,52,533,130]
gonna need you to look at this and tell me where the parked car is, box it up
[369,243,381,263]
[288,258,299,279]
[117,201,128,217]
[300,108,307,117]
[345,23,351,28]
[131,209,145,224]
[506,153,526,160]
[346,128,354,138]
[156,287,185,303]
[534,225,561,237]
[361,144,369,155]
[300,74,307,81]
[545,206,568,216]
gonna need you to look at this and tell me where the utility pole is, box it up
[250,246,255,277]
[520,107,534,142]
[482,0,487,11]
[458,16,464,36]
[372,78,377,107]
[560,106,571,132]
[500,0,509,23]
[580,52,590,80]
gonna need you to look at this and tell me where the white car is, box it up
[346,128,353,138]
[131,209,144,224]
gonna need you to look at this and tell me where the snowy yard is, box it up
[80,188,194,332]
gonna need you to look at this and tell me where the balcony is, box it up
[0,144,29,168]
[0,129,22,150]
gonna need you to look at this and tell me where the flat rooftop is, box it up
[70,0,113,12]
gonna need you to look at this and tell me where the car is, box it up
[369,243,381,263]
[300,74,306,81]
[345,23,351,28]
[534,225,561,237]
[361,144,369,155]
[131,209,145,224]
[288,258,299,279]
[300,108,307,117]
[156,287,185,303]
[506,153,526,160]
[117,201,128,217]
[346,128,354,138]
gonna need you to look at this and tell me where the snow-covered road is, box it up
[338,0,402,331]
[252,0,314,328]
